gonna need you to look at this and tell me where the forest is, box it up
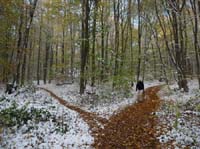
[0,0,200,148]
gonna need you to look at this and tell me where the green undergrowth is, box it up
[0,101,51,128]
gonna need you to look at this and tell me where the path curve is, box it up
[93,85,162,148]
[40,85,163,148]
[40,87,107,134]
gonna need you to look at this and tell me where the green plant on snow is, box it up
[0,101,51,127]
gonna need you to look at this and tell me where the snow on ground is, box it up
[1,80,199,148]
[38,80,161,118]
[0,80,159,148]
[38,82,135,119]
[0,81,139,148]
[0,87,93,148]
[159,80,200,103]
[157,79,200,148]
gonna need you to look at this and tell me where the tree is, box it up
[113,0,120,88]
[37,9,43,85]
[21,0,38,85]
[155,0,188,91]
[136,0,142,82]
[91,0,98,87]
[80,0,90,94]
[190,0,200,89]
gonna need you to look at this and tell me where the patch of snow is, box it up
[157,79,200,148]
[2,79,198,148]
[0,87,93,148]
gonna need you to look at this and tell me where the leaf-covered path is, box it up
[40,87,108,133]
[94,85,162,148]
[41,85,162,148]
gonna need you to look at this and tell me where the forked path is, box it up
[41,85,163,148]
[40,87,108,134]
[94,85,162,148]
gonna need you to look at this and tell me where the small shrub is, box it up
[30,108,51,123]
[0,102,51,127]
[54,122,69,133]
[0,102,30,127]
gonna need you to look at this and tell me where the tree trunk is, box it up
[61,28,65,74]
[15,5,24,85]
[49,45,53,83]
[27,29,35,83]
[55,41,58,74]
[190,0,200,89]
[37,11,43,85]
[136,0,142,82]
[113,0,120,88]
[152,44,157,79]
[80,0,90,94]
[128,0,134,86]
[21,0,38,85]
[43,37,50,84]
[155,0,188,90]
[170,0,188,91]
[91,0,97,87]
[100,4,105,81]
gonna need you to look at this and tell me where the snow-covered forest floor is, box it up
[157,80,200,148]
[0,80,199,148]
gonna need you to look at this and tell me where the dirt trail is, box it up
[40,87,107,133]
[94,85,162,148]
[41,85,163,148]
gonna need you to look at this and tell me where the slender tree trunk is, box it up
[91,0,97,87]
[43,28,51,84]
[80,0,90,94]
[3,33,9,83]
[120,2,128,73]
[21,0,38,85]
[136,0,142,82]
[190,0,200,89]
[43,34,50,84]
[142,26,148,81]
[37,11,43,85]
[61,28,65,74]
[153,24,168,83]
[27,36,34,83]
[49,45,53,83]
[105,31,109,81]
[70,23,75,83]
[120,18,125,72]
[55,41,58,74]
[100,4,105,81]
[113,0,120,88]
[15,5,24,85]
[183,10,188,76]
[152,44,157,79]
[20,7,28,86]
[128,0,134,86]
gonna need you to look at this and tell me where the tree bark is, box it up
[21,0,38,85]
[100,4,105,81]
[80,0,90,94]
[43,39,49,85]
[113,0,120,88]
[190,0,200,89]
[91,0,97,87]
[37,10,43,85]
[155,0,188,90]
[15,3,24,85]
[136,0,142,82]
